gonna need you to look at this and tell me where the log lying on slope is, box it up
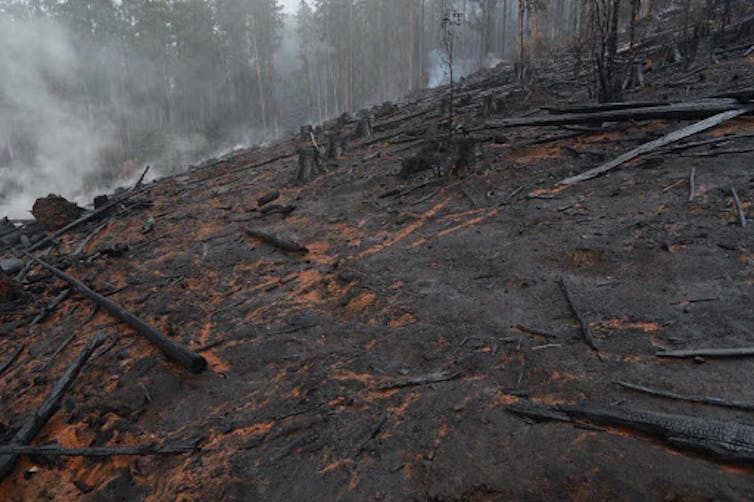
[0,442,196,457]
[556,108,752,186]
[542,100,671,115]
[507,400,754,465]
[0,332,107,480]
[481,99,751,130]
[246,229,308,254]
[24,253,206,373]
[656,347,754,359]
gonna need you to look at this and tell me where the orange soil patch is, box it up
[355,197,451,258]
[591,318,661,333]
[345,291,377,314]
[387,312,417,328]
[568,248,604,268]
[529,184,569,197]
[708,118,754,137]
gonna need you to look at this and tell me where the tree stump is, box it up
[300,125,313,143]
[354,115,373,139]
[297,147,323,184]
[327,132,347,159]
[32,195,83,231]
[482,95,497,117]
[451,138,481,178]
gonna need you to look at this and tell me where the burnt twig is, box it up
[615,380,754,411]
[28,288,71,336]
[0,345,24,376]
[378,370,460,390]
[558,278,600,353]
[731,187,747,228]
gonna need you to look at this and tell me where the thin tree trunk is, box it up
[250,16,268,135]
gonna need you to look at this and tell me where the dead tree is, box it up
[588,0,624,102]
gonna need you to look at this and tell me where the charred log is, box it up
[507,400,754,465]
[23,254,207,373]
[0,332,108,480]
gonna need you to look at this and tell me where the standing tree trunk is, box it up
[518,0,526,78]
[251,16,268,136]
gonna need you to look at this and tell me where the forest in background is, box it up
[0,0,745,216]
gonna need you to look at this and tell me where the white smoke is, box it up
[426,48,480,88]
[0,17,117,218]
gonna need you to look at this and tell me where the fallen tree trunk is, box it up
[656,347,754,359]
[0,442,196,457]
[507,400,754,465]
[556,108,751,186]
[23,254,206,373]
[0,332,107,480]
[482,100,750,130]
[542,100,671,114]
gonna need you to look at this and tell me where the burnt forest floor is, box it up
[2,21,754,502]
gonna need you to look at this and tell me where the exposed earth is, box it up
[2,18,754,501]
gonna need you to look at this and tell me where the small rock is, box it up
[0,258,24,275]
[140,217,155,234]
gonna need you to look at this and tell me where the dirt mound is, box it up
[31,195,82,231]
[0,271,24,303]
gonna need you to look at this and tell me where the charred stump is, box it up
[327,132,347,159]
[297,146,323,184]
[336,112,353,129]
[354,115,373,139]
[300,125,313,143]
[450,137,481,178]
[482,94,497,117]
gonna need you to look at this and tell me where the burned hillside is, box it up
[2,4,754,501]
